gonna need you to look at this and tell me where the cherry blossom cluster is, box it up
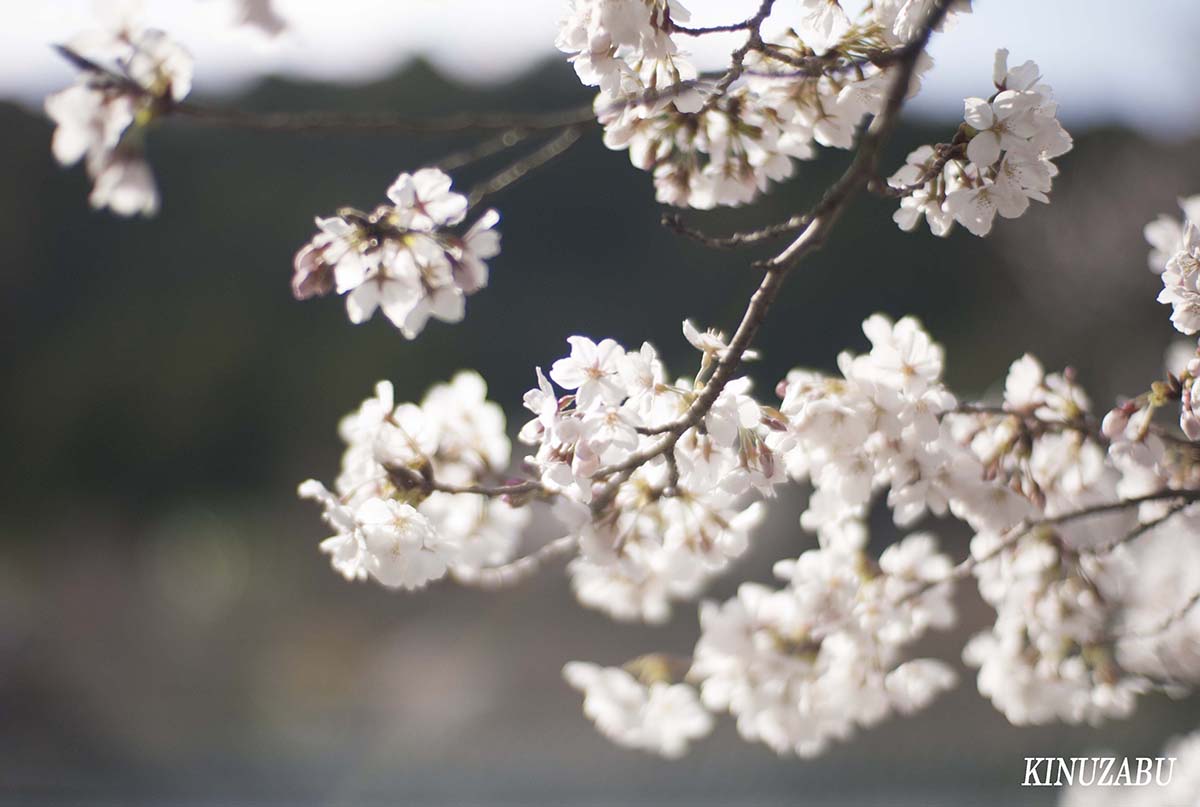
[1099,200,1200,493]
[563,659,713,758]
[299,371,529,589]
[556,0,700,104]
[291,168,501,338]
[686,533,957,756]
[1155,208,1200,338]
[559,0,971,209]
[522,322,780,622]
[563,535,959,759]
[890,49,1072,236]
[758,318,1157,727]
[768,314,1029,546]
[1146,198,1200,461]
[1145,195,1200,274]
[945,355,1181,725]
[557,309,1197,756]
[45,19,192,216]
[296,302,1200,757]
[964,523,1149,726]
[953,355,1105,515]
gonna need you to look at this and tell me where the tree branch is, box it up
[386,463,553,501]
[661,212,810,250]
[467,127,584,209]
[590,0,953,486]
[452,534,578,589]
[699,0,777,112]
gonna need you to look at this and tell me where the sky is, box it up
[5,0,1200,134]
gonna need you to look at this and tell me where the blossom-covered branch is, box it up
[44,0,1200,778]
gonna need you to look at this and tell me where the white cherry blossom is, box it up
[1145,195,1200,273]
[292,169,500,338]
[893,50,1070,237]
[301,372,529,589]
[563,661,713,758]
[1159,221,1200,335]
[45,20,192,216]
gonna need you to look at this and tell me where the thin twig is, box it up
[467,127,584,209]
[661,212,810,250]
[747,45,918,81]
[1117,588,1200,644]
[452,534,578,590]
[699,0,777,113]
[885,488,1200,615]
[951,402,1102,439]
[670,12,761,36]
[170,79,709,137]
[1087,501,1193,555]
[870,137,968,198]
[386,464,551,500]
[434,128,535,172]
[950,401,1196,449]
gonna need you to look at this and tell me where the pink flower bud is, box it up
[1183,383,1200,441]
[1101,407,1130,440]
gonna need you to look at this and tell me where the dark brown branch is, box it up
[386,463,551,500]
[884,488,1200,619]
[670,13,760,36]
[951,401,1197,450]
[1087,501,1193,555]
[451,534,578,589]
[50,42,601,136]
[748,44,920,81]
[661,212,810,249]
[1039,489,1200,527]
[699,0,777,112]
[951,402,1101,438]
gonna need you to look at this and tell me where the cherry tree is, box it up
[43,0,1200,784]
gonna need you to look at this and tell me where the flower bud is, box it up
[1182,382,1200,441]
[1101,406,1130,440]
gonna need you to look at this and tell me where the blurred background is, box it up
[3,1,1200,805]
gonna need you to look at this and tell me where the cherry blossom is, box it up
[291,169,501,338]
[299,372,529,589]
[796,0,851,56]
[563,661,713,758]
[566,0,976,209]
[691,534,957,757]
[521,325,780,620]
[1145,195,1200,273]
[45,21,192,216]
[890,49,1071,237]
[1158,221,1200,335]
